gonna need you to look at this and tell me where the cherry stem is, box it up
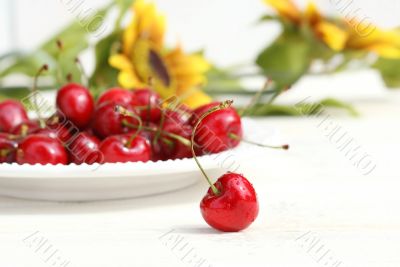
[122,120,191,147]
[240,79,272,117]
[75,57,89,88]
[115,105,143,148]
[32,64,48,128]
[0,148,11,158]
[56,39,64,85]
[191,100,233,196]
[228,132,289,150]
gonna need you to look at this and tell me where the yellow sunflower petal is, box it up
[109,54,133,71]
[305,1,321,25]
[180,90,212,109]
[314,21,348,51]
[118,70,142,89]
[263,0,301,24]
[367,43,400,59]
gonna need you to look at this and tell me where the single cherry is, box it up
[97,87,134,106]
[191,101,259,232]
[0,100,29,133]
[68,132,102,164]
[190,102,242,154]
[99,134,151,163]
[0,133,18,163]
[200,172,259,232]
[56,83,94,129]
[16,134,68,165]
[92,102,139,138]
[130,88,162,123]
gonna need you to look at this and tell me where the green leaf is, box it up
[319,98,358,116]
[243,98,357,116]
[256,30,312,88]
[372,57,400,89]
[204,66,245,94]
[90,31,121,97]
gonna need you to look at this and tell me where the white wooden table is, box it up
[0,89,399,267]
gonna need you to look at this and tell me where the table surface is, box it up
[1,89,399,267]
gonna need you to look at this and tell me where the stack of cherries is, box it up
[0,84,243,165]
[0,70,288,232]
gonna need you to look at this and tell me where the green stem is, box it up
[240,79,272,117]
[32,65,48,128]
[122,120,191,147]
[153,109,166,144]
[115,105,143,148]
[191,100,233,195]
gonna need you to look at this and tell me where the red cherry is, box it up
[56,83,94,129]
[68,132,102,164]
[0,133,18,163]
[97,87,134,106]
[92,103,139,138]
[130,89,162,122]
[36,125,72,144]
[11,120,40,136]
[99,134,151,163]
[16,134,68,165]
[200,172,259,232]
[0,100,29,133]
[190,102,242,154]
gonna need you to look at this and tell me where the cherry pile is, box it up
[0,82,244,165]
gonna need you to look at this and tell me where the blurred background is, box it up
[1,0,399,68]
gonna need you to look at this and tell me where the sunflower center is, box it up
[149,49,171,87]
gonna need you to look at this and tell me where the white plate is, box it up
[0,119,281,201]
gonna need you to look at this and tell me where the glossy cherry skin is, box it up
[97,87,134,106]
[99,134,151,163]
[0,100,29,133]
[56,83,94,129]
[68,132,102,164]
[0,133,17,163]
[16,134,68,165]
[190,102,242,154]
[130,89,162,123]
[92,103,139,139]
[200,172,259,232]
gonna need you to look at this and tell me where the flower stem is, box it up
[191,100,233,196]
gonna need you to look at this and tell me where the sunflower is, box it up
[263,0,400,59]
[345,21,400,59]
[264,0,348,51]
[109,0,211,108]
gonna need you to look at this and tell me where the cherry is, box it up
[97,87,134,106]
[191,101,259,232]
[190,102,242,154]
[56,83,94,129]
[36,125,72,144]
[99,134,151,163]
[92,102,139,138]
[0,100,29,133]
[16,134,68,165]
[130,89,162,122]
[0,133,18,163]
[200,172,259,232]
[68,132,102,164]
